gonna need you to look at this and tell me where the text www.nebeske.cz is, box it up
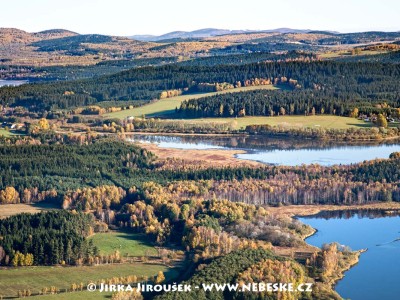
[94,282,313,293]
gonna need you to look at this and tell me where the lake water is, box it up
[298,211,400,300]
[127,134,400,166]
[127,134,400,298]
[0,80,28,87]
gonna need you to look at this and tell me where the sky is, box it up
[1,0,399,36]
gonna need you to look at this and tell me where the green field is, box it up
[157,115,371,130]
[34,290,113,300]
[0,263,172,298]
[320,49,389,59]
[103,87,375,130]
[104,85,279,119]
[0,128,13,136]
[89,231,158,257]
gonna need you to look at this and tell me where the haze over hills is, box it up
[129,28,320,41]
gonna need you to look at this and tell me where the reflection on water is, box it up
[128,135,225,150]
[298,211,400,300]
[127,134,400,166]
[0,80,28,87]
[237,145,400,166]
[300,209,400,220]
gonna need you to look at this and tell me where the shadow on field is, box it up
[115,231,154,246]
[347,123,372,128]
[31,201,60,210]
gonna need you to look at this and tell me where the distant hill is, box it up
[130,28,247,41]
[129,28,317,41]
[37,29,78,35]
[35,29,78,39]
[31,34,113,49]
[0,28,38,44]
[260,28,313,34]
[0,28,78,44]
[1,27,399,68]
[0,28,153,66]
[30,34,115,55]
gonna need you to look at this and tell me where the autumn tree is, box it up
[11,251,34,267]
[219,104,224,116]
[311,107,316,116]
[0,187,20,204]
[38,118,50,130]
[349,107,359,118]
[155,271,165,284]
[376,113,388,128]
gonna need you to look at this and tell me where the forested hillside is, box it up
[0,211,96,265]
[1,61,399,111]
[0,57,179,82]
[178,89,400,118]
[0,52,310,82]
[0,136,399,206]
[334,50,400,63]
[178,51,317,67]
[30,34,113,54]
[0,139,155,193]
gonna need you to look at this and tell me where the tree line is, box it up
[0,139,156,193]
[177,89,400,118]
[1,60,399,111]
[245,125,400,140]
[1,135,399,202]
[0,211,96,266]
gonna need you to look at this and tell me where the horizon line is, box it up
[1,26,399,37]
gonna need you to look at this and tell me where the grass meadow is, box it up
[104,85,279,119]
[0,263,172,298]
[89,231,158,257]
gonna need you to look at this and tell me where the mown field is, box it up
[0,203,58,219]
[89,231,158,257]
[202,115,370,129]
[319,49,389,59]
[146,115,370,130]
[0,217,178,299]
[0,128,13,136]
[33,290,114,299]
[104,85,279,119]
[103,87,375,130]
[0,263,173,298]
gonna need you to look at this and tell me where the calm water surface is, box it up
[126,134,400,298]
[298,211,400,300]
[0,80,28,87]
[127,134,400,166]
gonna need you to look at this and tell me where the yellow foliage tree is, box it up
[11,251,33,266]
[24,253,34,266]
[155,271,165,284]
[0,187,20,204]
[376,113,388,128]
[349,107,359,118]
[38,118,50,130]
